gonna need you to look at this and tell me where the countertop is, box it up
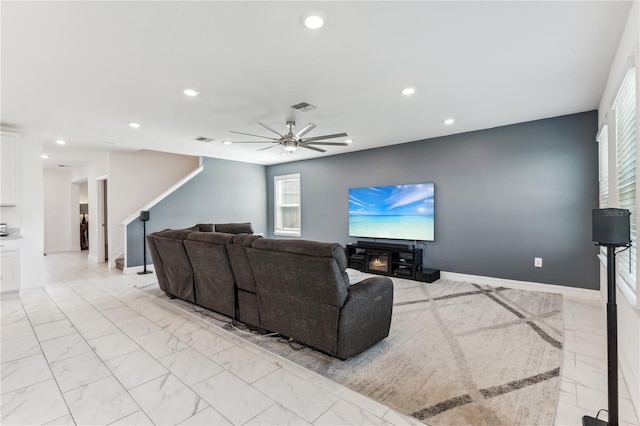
[0,233,22,240]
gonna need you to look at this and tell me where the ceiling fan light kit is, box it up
[229,120,348,155]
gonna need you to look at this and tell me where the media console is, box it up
[346,241,439,282]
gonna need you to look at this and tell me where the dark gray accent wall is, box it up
[127,156,266,267]
[266,111,599,289]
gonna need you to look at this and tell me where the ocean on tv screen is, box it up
[348,182,435,241]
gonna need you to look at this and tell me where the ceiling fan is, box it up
[229,121,349,153]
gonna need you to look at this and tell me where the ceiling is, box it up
[1,1,632,168]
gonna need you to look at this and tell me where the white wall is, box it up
[70,154,109,263]
[43,169,75,253]
[78,182,88,204]
[108,150,199,266]
[597,1,640,415]
[0,129,45,288]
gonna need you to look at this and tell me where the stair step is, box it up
[115,257,125,270]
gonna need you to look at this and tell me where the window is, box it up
[598,125,609,209]
[615,68,637,291]
[274,174,301,236]
[598,125,610,257]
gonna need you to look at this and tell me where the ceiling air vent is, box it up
[194,137,214,142]
[290,102,317,112]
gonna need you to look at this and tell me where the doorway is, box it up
[96,176,108,263]
[78,182,88,251]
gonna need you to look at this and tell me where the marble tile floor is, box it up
[0,251,637,426]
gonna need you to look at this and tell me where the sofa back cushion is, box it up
[249,239,349,305]
[184,223,214,232]
[215,222,253,234]
[146,233,169,293]
[226,234,262,293]
[157,229,194,240]
[187,231,234,245]
[153,233,195,302]
[196,223,214,232]
[184,232,235,317]
[246,239,349,355]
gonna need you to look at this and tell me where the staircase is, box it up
[115,256,124,271]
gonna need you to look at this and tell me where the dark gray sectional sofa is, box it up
[147,223,394,359]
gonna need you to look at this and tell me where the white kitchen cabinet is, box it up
[0,238,20,294]
[0,131,18,206]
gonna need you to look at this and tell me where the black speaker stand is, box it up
[582,245,620,426]
[583,417,608,426]
[137,217,153,275]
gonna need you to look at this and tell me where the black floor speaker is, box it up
[592,208,631,246]
[416,268,440,283]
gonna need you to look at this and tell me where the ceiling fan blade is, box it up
[229,130,279,140]
[301,145,326,153]
[294,123,316,138]
[305,142,350,146]
[258,123,285,138]
[230,141,274,144]
[258,144,279,151]
[302,132,348,142]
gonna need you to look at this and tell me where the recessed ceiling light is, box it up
[41,154,49,159]
[128,122,140,128]
[56,139,67,145]
[401,87,416,96]
[183,89,199,97]
[222,141,232,145]
[302,12,324,29]
[345,139,353,144]
[443,118,455,125]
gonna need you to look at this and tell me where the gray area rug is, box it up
[144,278,563,425]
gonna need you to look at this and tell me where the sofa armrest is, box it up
[336,276,394,359]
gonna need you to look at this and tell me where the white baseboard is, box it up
[0,290,19,299]
[124,264,154,275]
[20,282,45,291]
[618,347,640,418]
[440,271,600,300]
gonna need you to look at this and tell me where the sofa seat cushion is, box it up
[345,268,363,285]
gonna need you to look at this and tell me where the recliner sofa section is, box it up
[147,224,394,359]
[247,238,394,359]
[184,232,236,317]
[148,229,197,302]
[146,222,250,302]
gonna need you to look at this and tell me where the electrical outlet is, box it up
[534,257,543,268]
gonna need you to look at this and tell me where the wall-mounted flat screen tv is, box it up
[349,182,434,241]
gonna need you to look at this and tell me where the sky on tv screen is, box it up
[349,183,434,216]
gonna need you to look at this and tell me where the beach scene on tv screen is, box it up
[349,182,435,241]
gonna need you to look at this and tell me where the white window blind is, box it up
[598,125,610,257]
[598,125,609,209]
[274,174,301,236]
[615,68,637,290]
